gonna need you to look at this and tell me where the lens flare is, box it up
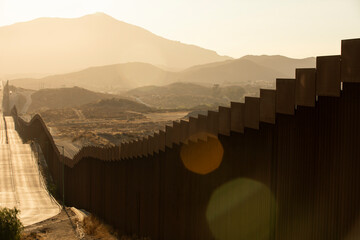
[180,133,223,175]
[206,178,275,240]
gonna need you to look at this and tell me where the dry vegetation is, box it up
[12,87,194,151]
[42,109,186,148]
[20,209,151,240]
[83,215,118,240]
[10,82,266,153]
[36,99,185,148]
[21,231,46,240]
[12,87,177,150]
[83,215,150,240]
[20,208,79,240]
[27,87,116,112]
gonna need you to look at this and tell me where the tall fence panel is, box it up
[8,38,360,239]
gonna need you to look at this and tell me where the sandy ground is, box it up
[0,116,61,226]
[144,111,189,122]
[21,207,94,240]
[40,110,191,158]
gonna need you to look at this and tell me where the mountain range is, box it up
[0,12,230,76]
[3,12,315,92]
[10,55,315,93]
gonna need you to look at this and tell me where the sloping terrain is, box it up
[10,55,314,93]
[29,93,175,154]
[11,63,174,92]
[8,85,190,153]
[241,55,316,78]
[177,58,283,85]
[126,82,246,109]
[80,98,152,119]
[0,12,230,76]
[0,116,61,226]
[8,86,35,114]
[27,87,116,112]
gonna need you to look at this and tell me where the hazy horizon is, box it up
[0,12,316,78]
[0,12,326,60]
[1,0,359,59]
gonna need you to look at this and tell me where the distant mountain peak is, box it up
[0,13,231,75]
[81,12,116,19]
[93,12,110,16]
[241,54,315,61]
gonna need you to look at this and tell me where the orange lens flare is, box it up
[180,133,223,175]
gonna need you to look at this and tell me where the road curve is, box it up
[0,115,61,226]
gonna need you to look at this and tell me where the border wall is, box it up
[2,81,10,115]
[10,38,360,239]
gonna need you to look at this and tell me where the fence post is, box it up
[230,102,245,133]
[219,106,231,136]
[260,89,276,124]
[295,68,316,107]
[316,56,341,97]
[276,78,295,115]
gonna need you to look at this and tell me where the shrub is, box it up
[82,215,151,240]
[83,215,117,240]
[46,181,59,200]
[0,207,23,240]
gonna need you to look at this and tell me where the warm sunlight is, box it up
[0,1,360,239]
[1,0,359,59]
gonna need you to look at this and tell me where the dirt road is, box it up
[0,115,61,226]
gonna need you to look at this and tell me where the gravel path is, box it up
[0,115,61,226]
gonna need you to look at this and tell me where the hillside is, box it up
[241,55,316,78]
[128,82,212,96]
[80,98,152,119]
[126,82,246,109]
[11,62,174,92]
[0,12,230,76]
[27,87,116,112]
[184,55,315,79]
[177,58,284,85]
[10,55,315,93]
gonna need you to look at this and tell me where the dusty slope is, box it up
[177,58,283,85]
[10,55,314,92]
[241,55,315,78]
[126,82,246,109]
[11,63,174,92]
[0,116,61,227]
[0,12,230,76]
[27,87,116,112]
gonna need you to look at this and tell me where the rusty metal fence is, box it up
[9,38,360,239]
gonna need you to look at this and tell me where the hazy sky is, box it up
[0,0,359,58]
